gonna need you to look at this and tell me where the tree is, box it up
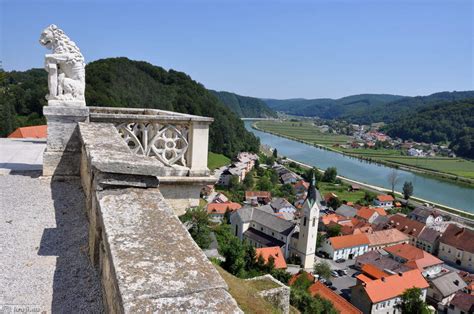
[397,287,429,314]
[258,176,273,191]
[402,181,414,200]
[326,224,342,237]
[179,207,212,249]
[316,232,325,249]
[322,167,337,183]
[327,197,342,210]
[387,169,400,194]
[271,269,291,284]
[243,171,254,189]
[269,169,279,185]
[304,167,322,182]
[273,148,278,158]
[266,255,276,272]
[313,261,331,280]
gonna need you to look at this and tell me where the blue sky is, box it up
[1,0,472,99]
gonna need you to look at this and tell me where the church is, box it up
[230,177,322,269]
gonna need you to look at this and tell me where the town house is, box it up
[438,224,474,272]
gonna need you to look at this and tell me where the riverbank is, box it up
[283,155,474,223]
[252,122,474,187]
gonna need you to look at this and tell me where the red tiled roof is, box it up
[329,233,370,250]
[440,224,474,254]
[207,202,242,214]
[245,191,271,198]
[308,281,362,314]
[357,207,377,220]
[376,194,394,202]
[255,246,287,269]
[361,264,389,280]
[321,213,346,226]
[8,125,47,138]
[372,207,387,216]
[386,214,425,237]
[362,269,429,303]
[384,243,443,271]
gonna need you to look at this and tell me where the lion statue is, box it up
[39,24,85,103]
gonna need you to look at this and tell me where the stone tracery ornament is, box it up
[39,24,86,105]
[116,122,189,167]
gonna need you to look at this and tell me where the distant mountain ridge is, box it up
[211,90,277,118]
[263,91,474,124]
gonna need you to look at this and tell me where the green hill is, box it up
[0,58,259,158]
[210,90,277,118]
[264,91,474,124]
[384,99,474,158]
[264,94,405,120]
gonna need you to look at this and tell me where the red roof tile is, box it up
[8,125,47,138]
[255,246,287,269]
[308,282,362,314]
[362,269,429,303]
[376,194,394,202]
[384,243,443,271]
[207,202,242,215]
[329,233,370,250]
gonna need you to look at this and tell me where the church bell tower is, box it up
[296,175,320,269]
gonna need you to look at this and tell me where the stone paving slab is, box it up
[0,139,45,175]
[0,175,103,313]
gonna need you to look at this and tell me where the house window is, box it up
[272,232,274,236]
[312,218,316,227]
[261,227,263,231]
[304,217,307,226]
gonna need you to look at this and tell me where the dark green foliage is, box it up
[290,271,338,314]
[211,90,277,118]
[403,181,414,200]
[326,224,342,237]
[273,148,278,158]
[327,196,342,210]
[214,223,275,278]
[179,207,212,249]
[1,58,260,158]
[0,69,48,137]
[313,261,331,280]
[303,167,322,183]
[384,99,474,158]
[397,287,430,314]
[322,167,338,183]
[270,269,291,284]
[243,171,255,189]
[264,91,474,125]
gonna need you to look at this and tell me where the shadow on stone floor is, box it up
[38,178,104,313]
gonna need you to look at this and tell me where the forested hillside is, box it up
[264,94,404,120]
[0,58,259,158]
[264,91,474,124]
[384,100,474,158]
[211,90,276,118]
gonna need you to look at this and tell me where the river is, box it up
[244,121,474,213]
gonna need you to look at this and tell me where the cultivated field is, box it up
[255,120,474,180]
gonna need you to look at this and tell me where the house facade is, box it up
[322,233,370,260]
[373,195,394,209]
[438,225,474,272]
[427,271,467,311]
[351,268,429,314]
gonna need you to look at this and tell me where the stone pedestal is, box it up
[43,105,89,176]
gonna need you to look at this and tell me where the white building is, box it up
[321,233,370,261]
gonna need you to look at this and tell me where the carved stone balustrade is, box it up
[88,107,213,177]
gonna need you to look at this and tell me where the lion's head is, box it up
[39,24,84,64]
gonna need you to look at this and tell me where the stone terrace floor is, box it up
[0,139,103,313]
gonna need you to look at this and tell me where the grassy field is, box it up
[208,152,231,170]
[215,265,281,314]
[256,120,474,180]
[255,120,351,145]
[318,182,366,203]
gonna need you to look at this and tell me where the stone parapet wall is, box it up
[246,274,290,314]
[78,122,241,313]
